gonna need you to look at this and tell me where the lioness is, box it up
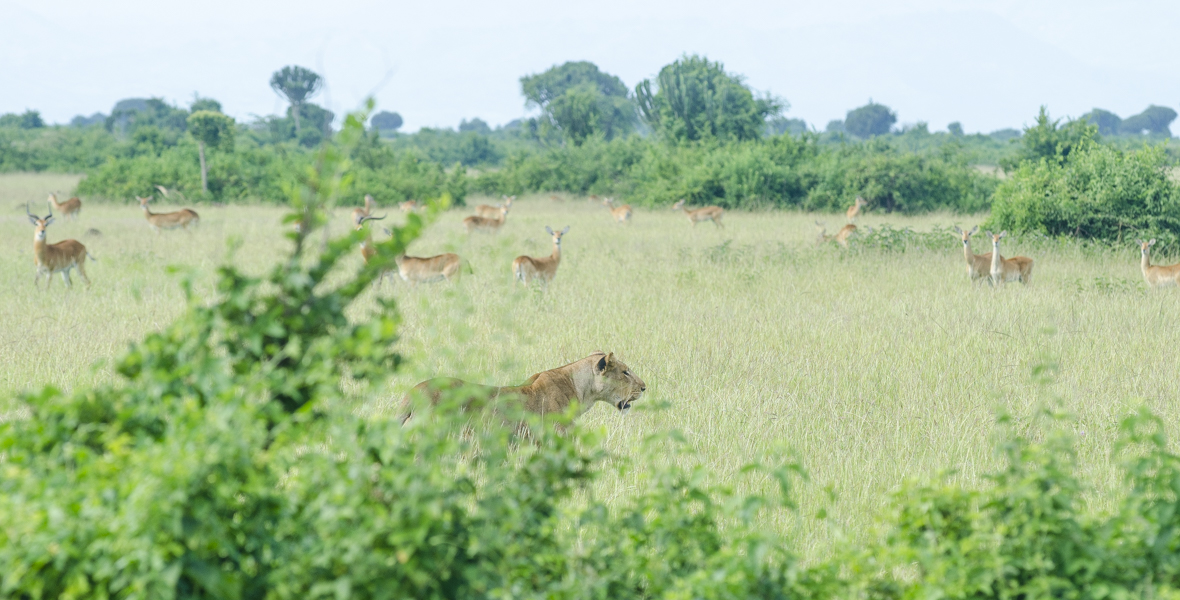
[398,352,646,430]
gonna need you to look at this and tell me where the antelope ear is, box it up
[545,226,554,235]
[561,225,570,234]
[985,230,993,237]
[969,225,979,235]
[1135,239,1143,245]
[45,217,55,226]
[952,225,963,235]
[1150,239,1157,246]
[28,215,39,225]
[999,231,1007,238]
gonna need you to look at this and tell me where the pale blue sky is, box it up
[5,0,1179,133]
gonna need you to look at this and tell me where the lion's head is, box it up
[591,352,646,413]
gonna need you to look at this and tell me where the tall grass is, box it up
[2,176,1177,559]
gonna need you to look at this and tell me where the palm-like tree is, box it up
[270,66,323,136]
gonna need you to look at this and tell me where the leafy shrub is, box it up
[986,142,1180,242]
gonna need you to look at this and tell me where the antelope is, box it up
[138,196,199,232]
[47,193,82,220]
[603,197,632,223]
[27,203,93,289]
[513,226,568,287]
[846,196,868,223]
[394,253,471,285]
[672,199,724,228]
[475,195,514,219]
[399,199,419,213]
[351,194,376,225]
[814,221,857,247]
[356,214,390,284]
[952,226,992,284]
[987,231,1034,286]
[1136,239,1180,288]
[464,204,509,233]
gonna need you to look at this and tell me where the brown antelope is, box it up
[814,221,857,247]
[351,194,376,225]
[399,199,419,213]
[987,231,1034,286]
[671,199,724,228]
[1136,239,1180,288]
[474,195,514,219]
[356,214,390,284]
[464,204,509,233]
[603,197,632,223]
[513,226,568,287]
[27,203,93,289]
[952,226,993,285]
[394,253,471,285]
[47,193,82,220]
[138,196,200,232]
[846,196,868,223]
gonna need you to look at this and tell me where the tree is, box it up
[635,54,782,143]
[459,117,491,134]
[187,110,235,193]
[765,116,807,137]
[1083,108,1122,136]
[948,122,964,136]
[371,111,403,132]
[270,65,323,136]
[825,120,845,134]
[190,97,222,113]
[1121,105,1177,136]
[521,61,636,144]
[844,102,896,138]
[1001,106,1097,172]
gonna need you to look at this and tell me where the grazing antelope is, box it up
[846,196,868,223]
[351,194,376,225]
[47,193,82,220]
[475,195,514,219]
[138,196,200,232]
[814,221,857,247]
[672,199,724,228]
[952,225,993,285]
[513,226,568,287]
[987,231,1034,286]
[1136,239,1180,288]
[399,199,419,213]
[603,197,633,223]
[27,203,93,289]
[464,204,509,233]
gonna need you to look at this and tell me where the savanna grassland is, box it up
[3,172,1179,560]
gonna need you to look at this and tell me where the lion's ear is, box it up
[595,354,608,374]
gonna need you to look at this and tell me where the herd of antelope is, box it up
[19,189,1180,292]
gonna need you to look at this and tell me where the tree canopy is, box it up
[1001,106,1097,172]
[1121,105,1177,136]
[520,61,635,145]
[371,111,403,132]
[635,54,781,143]
[270,65,324,135]
[187,111,235,150]
[844,102,896,138]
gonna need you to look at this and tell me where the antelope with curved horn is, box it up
[603,197,632,223]
[356,213,391,284]
[27,203,94,289]
[846,196,868,223]
[987,231,1034,286]
[513,226,568,287]
[351,194,376,225]
[464,204,509,233]
[47,193,82,220]
[138,195,199,232]
[475,195,514,219]
[671,199,724,228]
[1136,239,1180,288]
[952,225,992,284]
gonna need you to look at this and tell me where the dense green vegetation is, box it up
[7,109,1180,598]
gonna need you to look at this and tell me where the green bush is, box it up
[987,142,1180,242]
